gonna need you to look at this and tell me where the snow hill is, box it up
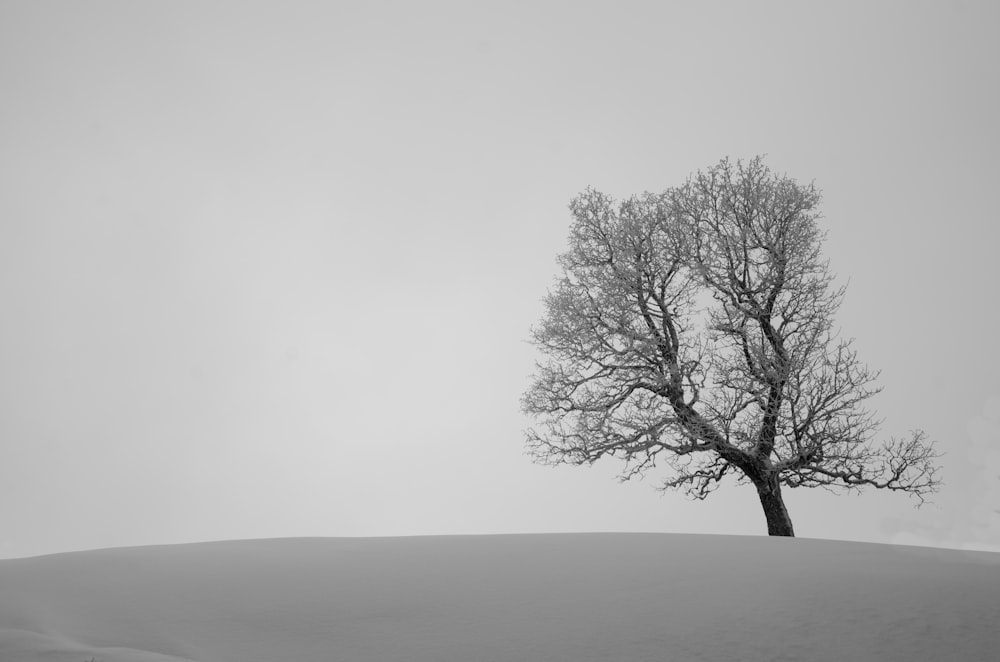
[1,533,997,662]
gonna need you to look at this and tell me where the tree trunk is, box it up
[755,476,795,536]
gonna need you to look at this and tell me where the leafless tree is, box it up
[522,157,940,536]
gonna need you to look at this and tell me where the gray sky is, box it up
[1,0,998,560]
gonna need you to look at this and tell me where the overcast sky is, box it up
[2,0,998,560]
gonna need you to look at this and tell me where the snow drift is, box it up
[1,533,997,662]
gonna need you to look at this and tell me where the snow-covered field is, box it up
[1,533,997,662]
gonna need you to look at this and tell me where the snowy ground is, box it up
[1,533,997,662]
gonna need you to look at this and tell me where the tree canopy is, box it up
[522,156,940,536]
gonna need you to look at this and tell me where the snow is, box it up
[1,533,997,662]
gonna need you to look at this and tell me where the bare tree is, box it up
[522,157,940,536]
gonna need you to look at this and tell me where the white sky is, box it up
[1,0,998,560]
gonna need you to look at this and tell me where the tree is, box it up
[522,156,940,536]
